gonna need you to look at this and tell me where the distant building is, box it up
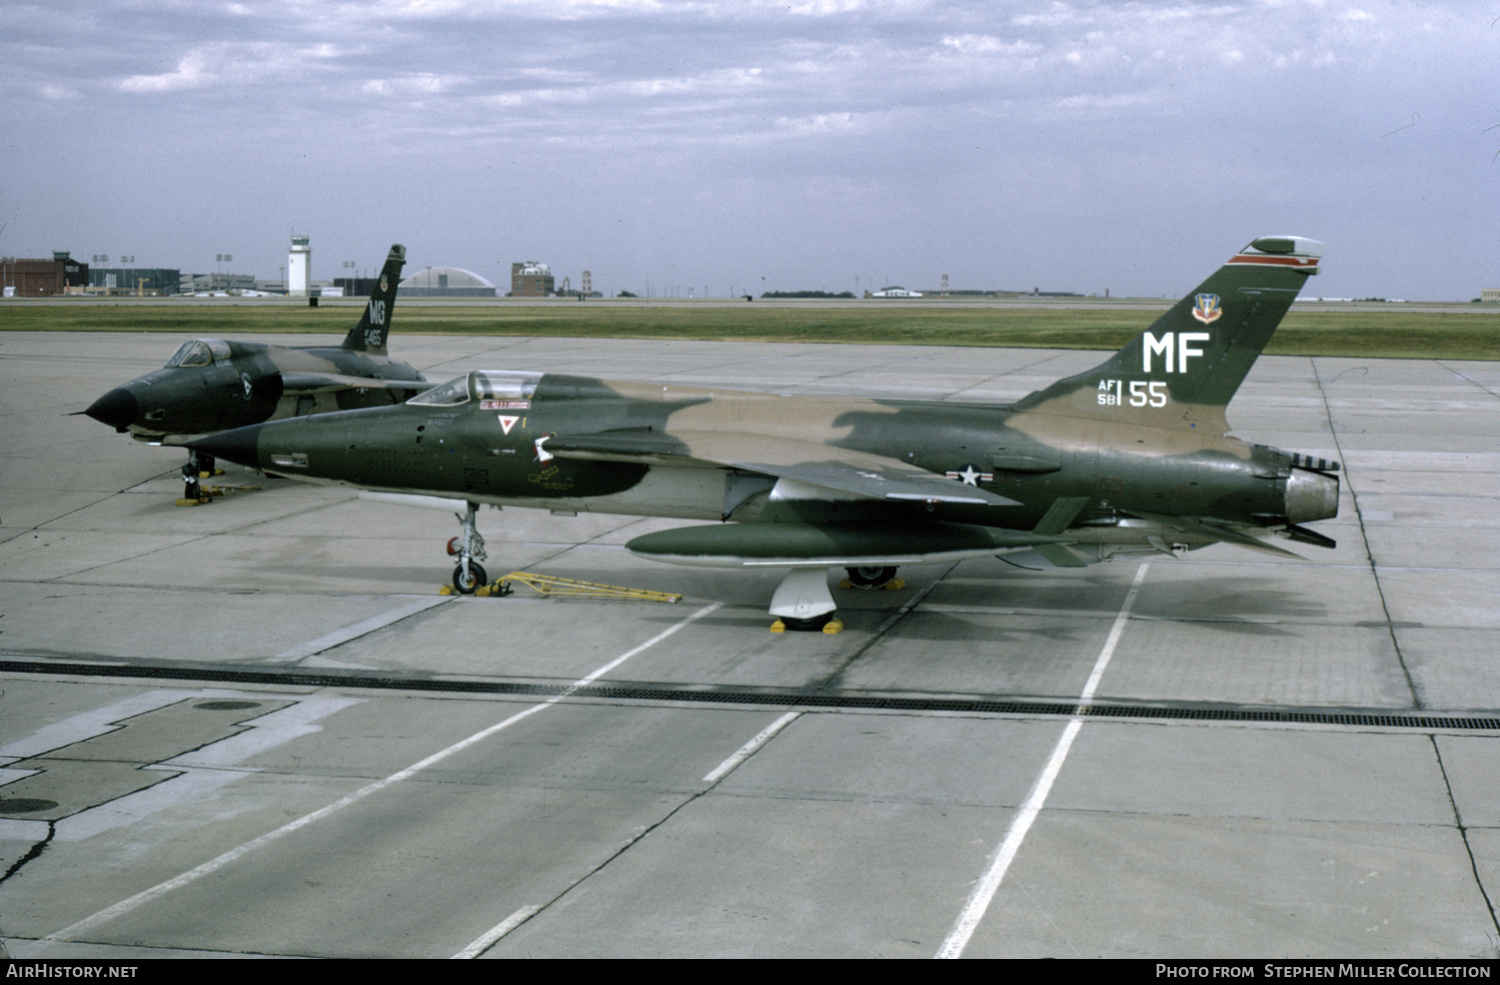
[870,285,922,298]
[180,272,256,294]
[334,277,381,297]
[400,266,497,298]
[1482,288,1500,303]
[511,261,554,297]
[1,252,88,297]
[88,267,180,296]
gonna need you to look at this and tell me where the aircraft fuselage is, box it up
[198,372,1336,556]
[90,339,428,443]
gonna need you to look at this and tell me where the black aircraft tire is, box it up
[780,613,833,632]
[453,563,488,595]
[845,565,898,589]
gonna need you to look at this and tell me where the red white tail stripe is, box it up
[1227,253,1320,269]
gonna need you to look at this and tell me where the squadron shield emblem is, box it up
[1192,293,1223,324]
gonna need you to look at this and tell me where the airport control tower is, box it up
[288,235,311,297]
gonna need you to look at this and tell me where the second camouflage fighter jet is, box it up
[190,236,1340,631]
[83,244,428,499]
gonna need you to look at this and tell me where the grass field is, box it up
[4,301,1498,360]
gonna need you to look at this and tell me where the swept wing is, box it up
[547,429,1019,507]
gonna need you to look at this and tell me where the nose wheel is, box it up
[452,561,488,594]
[447,501,489,594]
[179,451,218,502]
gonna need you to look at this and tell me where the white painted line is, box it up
[43,602,721,946]
[935,563,1149,960]
[451,905,540,959]
[1077,563,1148,706]
[56,766,250,844]
[0,767,40,789]
[703,712,801,783]
[165,695,364,769]
[275,596,452,661]
[56,695,363,843]
[0,689,199,760]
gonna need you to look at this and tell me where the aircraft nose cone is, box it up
[84,388,139,431]
[186,424,264,470]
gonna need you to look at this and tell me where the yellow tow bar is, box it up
[473,571,682,603]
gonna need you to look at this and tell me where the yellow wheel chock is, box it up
[441,571,683,603]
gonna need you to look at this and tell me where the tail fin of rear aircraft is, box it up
[1014,236,1323,434]
[341,244,407,355]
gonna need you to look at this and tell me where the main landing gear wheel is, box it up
[778,613,834,632]
[844,565,898,589]
[452,562,488,595]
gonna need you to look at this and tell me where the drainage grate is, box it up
[3,658,1497,732]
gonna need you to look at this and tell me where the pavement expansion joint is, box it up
[2,656,1497,733]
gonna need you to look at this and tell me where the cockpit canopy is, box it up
[408,370,543,407]
[165,339,231,368]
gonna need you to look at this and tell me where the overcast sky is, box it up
[3,1,1495,300]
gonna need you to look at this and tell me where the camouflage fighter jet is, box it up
[189,236,1339,630]
[82,244,428,499]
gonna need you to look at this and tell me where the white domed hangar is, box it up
[398,266,498,298]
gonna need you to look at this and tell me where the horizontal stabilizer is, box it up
[1285,524,1337,550]
[1130,511,1304,559]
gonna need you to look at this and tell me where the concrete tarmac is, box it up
[1,330,1497,958]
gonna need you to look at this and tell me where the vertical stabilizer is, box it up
[341,244,407,355]
[1015,237,1323,434]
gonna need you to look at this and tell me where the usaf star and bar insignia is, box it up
[945,463,994,486]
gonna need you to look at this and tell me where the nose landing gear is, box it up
[447,501,488,594]
[176,451,221,505]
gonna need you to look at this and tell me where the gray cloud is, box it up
[2,1,1494,299]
